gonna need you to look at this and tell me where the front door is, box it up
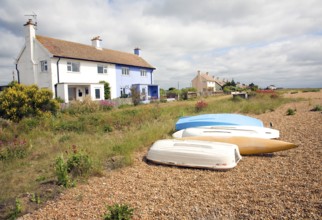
[68,87,76,101]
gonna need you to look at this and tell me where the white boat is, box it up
[146,139,242,170]
[172,126,279,139]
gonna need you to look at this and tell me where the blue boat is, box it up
[175,114,264,130]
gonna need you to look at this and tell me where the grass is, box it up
[0,92,301,218]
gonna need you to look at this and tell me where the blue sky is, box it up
[0,0,321,89]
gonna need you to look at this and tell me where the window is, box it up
[98,65,108,74]
[140,69,147,77]
[67,61,80,72]
[95,88,101,99]
[40,60,48,72]
[122,67,129,76]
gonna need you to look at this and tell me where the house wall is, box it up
[34,41,52,89]
[50,58,117,99]
[192,75,203,93]
[115,65,153,97]
[17,46,36,85]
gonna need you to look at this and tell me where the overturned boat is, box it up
[175,113,264,131]
[146,139,242,170]
[180,136,297,155]
[173,126,279,139]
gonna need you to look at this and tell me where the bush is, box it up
[55,145,92,187]
[286,108,296,115]
[0,83,59,122]
[103,203,134,220]
[311,105,322,111]
[195,100,208,112]
[55,155,70,187]
[66,145,92,177]
[99,81,111,99]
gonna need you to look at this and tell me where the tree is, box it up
[231,79,236,87]
[248,83,259,91]
[99,81,111,99]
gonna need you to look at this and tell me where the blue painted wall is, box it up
[115,64,154,97]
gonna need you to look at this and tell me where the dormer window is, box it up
[67,61,80,72]
[98,65,108,74]
[40,60,48,72]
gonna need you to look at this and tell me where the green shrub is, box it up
[0,83,59,122]
[66,145,92,177]
[99,81,111,99]
[311,105,322,111]
[8,198,22,220]
[55,155,70,187]
[55,145,92,187]
[103,203,134,220]
[103,124,113,133]
[286,108,296,115]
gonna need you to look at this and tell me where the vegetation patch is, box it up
[195,100,208,112]
[311,105,322,111]
[103,203,134,220]
[0,90,303,218]
[286,108,296,115]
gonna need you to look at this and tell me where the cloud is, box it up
[0,0,321,88]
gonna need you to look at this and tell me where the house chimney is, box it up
[197,70,201,75]
[23,19,37,83]
[134,47,140,56]
[206,72,208,75]
[24,19,36,48]
[91,36,102,50]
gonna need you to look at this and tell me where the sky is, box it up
[0,0,321,89]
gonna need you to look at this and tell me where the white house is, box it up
[16,19,159,103]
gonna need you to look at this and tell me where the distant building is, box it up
[191,71,224,95]
[267,85,277,90]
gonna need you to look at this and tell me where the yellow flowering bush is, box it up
[0,82,59,122]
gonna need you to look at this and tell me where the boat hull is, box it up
[173,126,279,139]
[175,114,264,130]
[180,136,297,155]
[146,139,242,170]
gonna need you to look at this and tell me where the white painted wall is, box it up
[52,59,117,99]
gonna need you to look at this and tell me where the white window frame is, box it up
[140,69,147,77]
[98,64,108,74]
[122,67,130,76]
[67,61,80,72]
[40,60,48,72]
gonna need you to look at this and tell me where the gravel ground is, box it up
[20,91,322,220]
